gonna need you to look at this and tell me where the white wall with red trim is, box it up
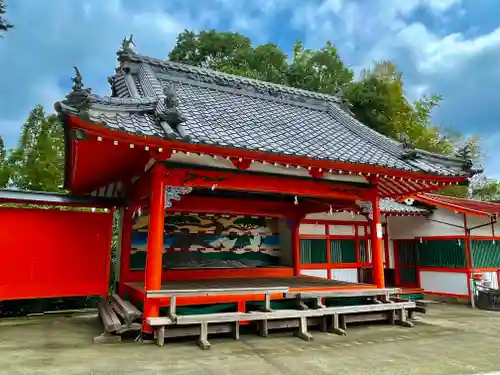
[387,207,500,298]
[299,207,499,299]
[387,208,499,239]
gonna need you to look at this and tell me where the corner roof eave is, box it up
[413,193,500,217]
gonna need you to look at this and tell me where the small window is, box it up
[330,239,357,263]
[300,239,327,264]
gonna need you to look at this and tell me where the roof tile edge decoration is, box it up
[54,37,479,188]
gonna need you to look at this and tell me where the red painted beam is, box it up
[164,167,367,200]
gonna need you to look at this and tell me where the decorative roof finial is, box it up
[72,66,84,92]
[163,85,179,109]
[399,132,419,160]
[63,66,92,112]
[158,84,188,140]
[399,132,412,150]
[120,34,135,53]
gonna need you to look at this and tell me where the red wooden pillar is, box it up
[370,190,385,288]
[291,218,301,276]
[143,163,166,331]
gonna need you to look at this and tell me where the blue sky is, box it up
[0,0,498,178]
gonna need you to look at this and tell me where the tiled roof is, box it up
[415,193,500,216]
[379,198,429,215]
[55,48,475,179]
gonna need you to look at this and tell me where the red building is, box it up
[0,39,479,347]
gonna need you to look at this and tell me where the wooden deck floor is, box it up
[126,276,373,293]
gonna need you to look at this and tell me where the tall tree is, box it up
[0,0,13,36]
[0,136,9,187]
[8,105,64,192]
[287,40,353,94]
[473,179,500,201]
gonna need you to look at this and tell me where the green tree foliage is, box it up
[0,136,9,187]
[0,0,13,36]
[472,179,500,201]
[7,105,64,192]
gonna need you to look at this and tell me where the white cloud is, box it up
[397,23,500,74]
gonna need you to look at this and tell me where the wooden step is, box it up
[98,300,121,333]
[110,293,142,326]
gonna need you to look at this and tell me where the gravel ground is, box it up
[1,303,500,375]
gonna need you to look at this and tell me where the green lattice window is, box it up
[471,240,500,268]
[418,239,466,268]
[330,239,357,263]
[300,239,327,264]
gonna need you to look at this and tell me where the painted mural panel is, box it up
[130,212,281,270]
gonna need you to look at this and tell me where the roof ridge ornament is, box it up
[158,84,190,141]
[399,133,419,160]
[455,143,474,171]
[120,34,135,53]
[61,66,92,114]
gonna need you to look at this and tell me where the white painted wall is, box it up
[419,271,469,296]
[387,208,500,239]
[299,223,326,235]
[467,215,500,237]
[300,269,328,278]
[331,268,358,283]
[329,224,355,236]
[387,208,465,239]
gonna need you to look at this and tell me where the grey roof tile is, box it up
[379,198,429,214]
[55,50,475,178]
[170,81,417,171]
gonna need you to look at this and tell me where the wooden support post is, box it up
[296,316,313,341]
[260,293,272,312]
[370,189,385,289]
[197,322,211,350]
[318,316,328,332]
[329,313,347,336]
[295,295,309,310]
[291,218,301,276]
[143,163,166,333]
[156,326,165,347]
[233,321,240,340]
[169,296,177,318]
[312,297,326,309]
[397,308,414,328]
[387,310,396,325]
[258,320,269,337]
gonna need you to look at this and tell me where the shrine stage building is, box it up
[1,40,480,346]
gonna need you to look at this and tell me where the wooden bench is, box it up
[286,287,402,310]
[146,300,416,349]
[145,286,289,348]
[94,295,143,343]
[94,300,122,344]
[110,293,142,327]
